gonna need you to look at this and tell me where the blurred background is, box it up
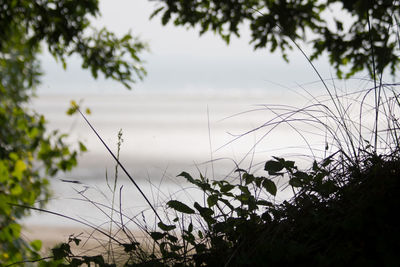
[23,0,347,245]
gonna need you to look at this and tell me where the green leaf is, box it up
[218,198,235,211]
[166,234,178,243]
[122,242,140,252]
[207,194,219,207]
[264,159,284,175]
[312,160,319,171]
[30,239,42,251]
[158,222,176,231]
[10,184,23,195]
[322,157,333,167]
[70,258,84,266]
[289,177,303,187]
[79,141,87,152]
[220,183,235,193]
[150,6,164,19]
[169,243,183,251]
[236,194,249,202]
[0,161,9,183]
[255,177,263,187]
[282,159,295,169]
[82,255,105,265]
[167,200,195,214]
[9,153,18,161]
[150,231,166,241]
[194,202,214,217]
[12,160,26,181]
[239,185,251,195]
[243,172,255,185]
[66,100,78,115]
[262,178,277,196]
[293,171,310,180]
[52,243,71,260]
[194,202,215,224]
[177,171,195,184]
[70,236,81,246]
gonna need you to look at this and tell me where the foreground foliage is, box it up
[38,148,399,266]
[3,1,400,266]
[0,92,84,264]
[0,1,146,265]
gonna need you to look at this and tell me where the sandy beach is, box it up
[22,225,85,252]
[22,224,148,257]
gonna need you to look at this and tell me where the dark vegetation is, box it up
[28,82,400,266]
[1,0,400,266]
[0,0,145,264]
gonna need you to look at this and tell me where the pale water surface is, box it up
[22,90,322,227]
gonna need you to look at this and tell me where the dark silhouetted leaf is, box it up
[243,172,255,185]
[289,177,303,187]
[158,222,176,231]
[150,231,167,241]
[194,202,215,224]
[167,200,195,214]
[265,160,284,175]
[177,171,195,184]
[262,178,277,196]
[207,194,219,207]
[122,242,140,252]
[220,183,235,193]
[166,234,178,243]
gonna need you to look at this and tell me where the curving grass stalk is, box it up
[74,105,163,223]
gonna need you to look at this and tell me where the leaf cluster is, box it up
[0,0,147,89]
[0,94,87,265]
[0,0,147,265]
[152,0,400,78]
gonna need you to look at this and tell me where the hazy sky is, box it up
[38,0,337,95]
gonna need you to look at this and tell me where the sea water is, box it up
[22,90,319,227]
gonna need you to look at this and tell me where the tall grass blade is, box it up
[74,105,163,223]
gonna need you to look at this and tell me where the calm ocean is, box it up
[23,90,319,226]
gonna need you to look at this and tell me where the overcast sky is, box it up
[38,1,343,95]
